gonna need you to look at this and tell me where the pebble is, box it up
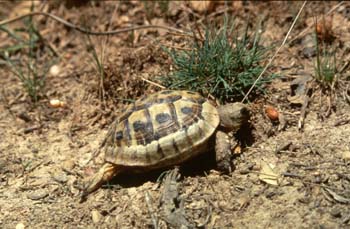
[62,160,75,171]
[49,65,60,76]
[91,210,102,224]
[27,189,48,200]
[49,99,65,108]
[16,223,25,229]
[342,151,350,160]
[52,172,68,183]
[330,208,342,218]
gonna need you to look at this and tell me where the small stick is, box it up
[274,142,292,155]
[0,11,188,36]
[23,125,42,134]
[298,88,310,131]
[324,95,332,118]
[334,118,350,127]
[141,77,166,89]
[282,172,304,178]
[159,43,192,51]
[343,84,350,103]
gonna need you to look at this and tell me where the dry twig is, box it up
[141,77,166,89]
[298,88,311,131]
[0,11,189,36]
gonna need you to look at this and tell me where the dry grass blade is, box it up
[141,77,165,89]
[241,1,307,103]
[0,11,189,35]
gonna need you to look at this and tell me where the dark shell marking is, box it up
[105,90,220,167]
[155,113,171,124]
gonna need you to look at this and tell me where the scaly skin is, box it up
[80,163,119,201]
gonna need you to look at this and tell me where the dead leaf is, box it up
[322,188,350,204]
[237,193,250,209]
[232,1,243,11]
[342,151,350,161]
[288,74,312,105]
[259,160,280,186]
[189,1,215,13]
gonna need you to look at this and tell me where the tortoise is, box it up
[82,90,249,198]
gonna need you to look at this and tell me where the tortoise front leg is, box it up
[215,131,233,173]
[81,163,119,200]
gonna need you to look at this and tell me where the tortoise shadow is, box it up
[107,151,217,189]
[106,123,255,189]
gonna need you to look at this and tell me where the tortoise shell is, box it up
[104,90,220,169]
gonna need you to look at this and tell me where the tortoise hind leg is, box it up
[81,163,119,200]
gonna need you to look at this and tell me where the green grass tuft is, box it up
[1,4,56,103]
[160,18,276,102]
[313,27,337,88]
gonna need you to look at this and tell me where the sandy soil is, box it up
[1,1,350,228]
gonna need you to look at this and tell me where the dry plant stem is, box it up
[159,43,192,51]
[334,117,350,127]
[0,11,189,36]
[141,77,166,89]
[241,1,307,103]
[325,95,332,118]
[99,3,119,104]
[145,191,158,229]
[298,88,310,131]
[166,31,199,40]
[344,84,350,103]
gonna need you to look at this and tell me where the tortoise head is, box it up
[217,103,249,131]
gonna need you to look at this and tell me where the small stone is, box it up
[16,223,25,229]
[342,151,350,160]
[91,210,102,224]
[62,160,75,171]
[27,189,48,200]
[49,65,60,76]
[52,172,68,183]
[302,46,316,58]
[49,99,65,108]
[330,208,342,218]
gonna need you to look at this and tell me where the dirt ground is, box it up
[1,1,350,228]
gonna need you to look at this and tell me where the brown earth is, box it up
[1,1,350,228]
